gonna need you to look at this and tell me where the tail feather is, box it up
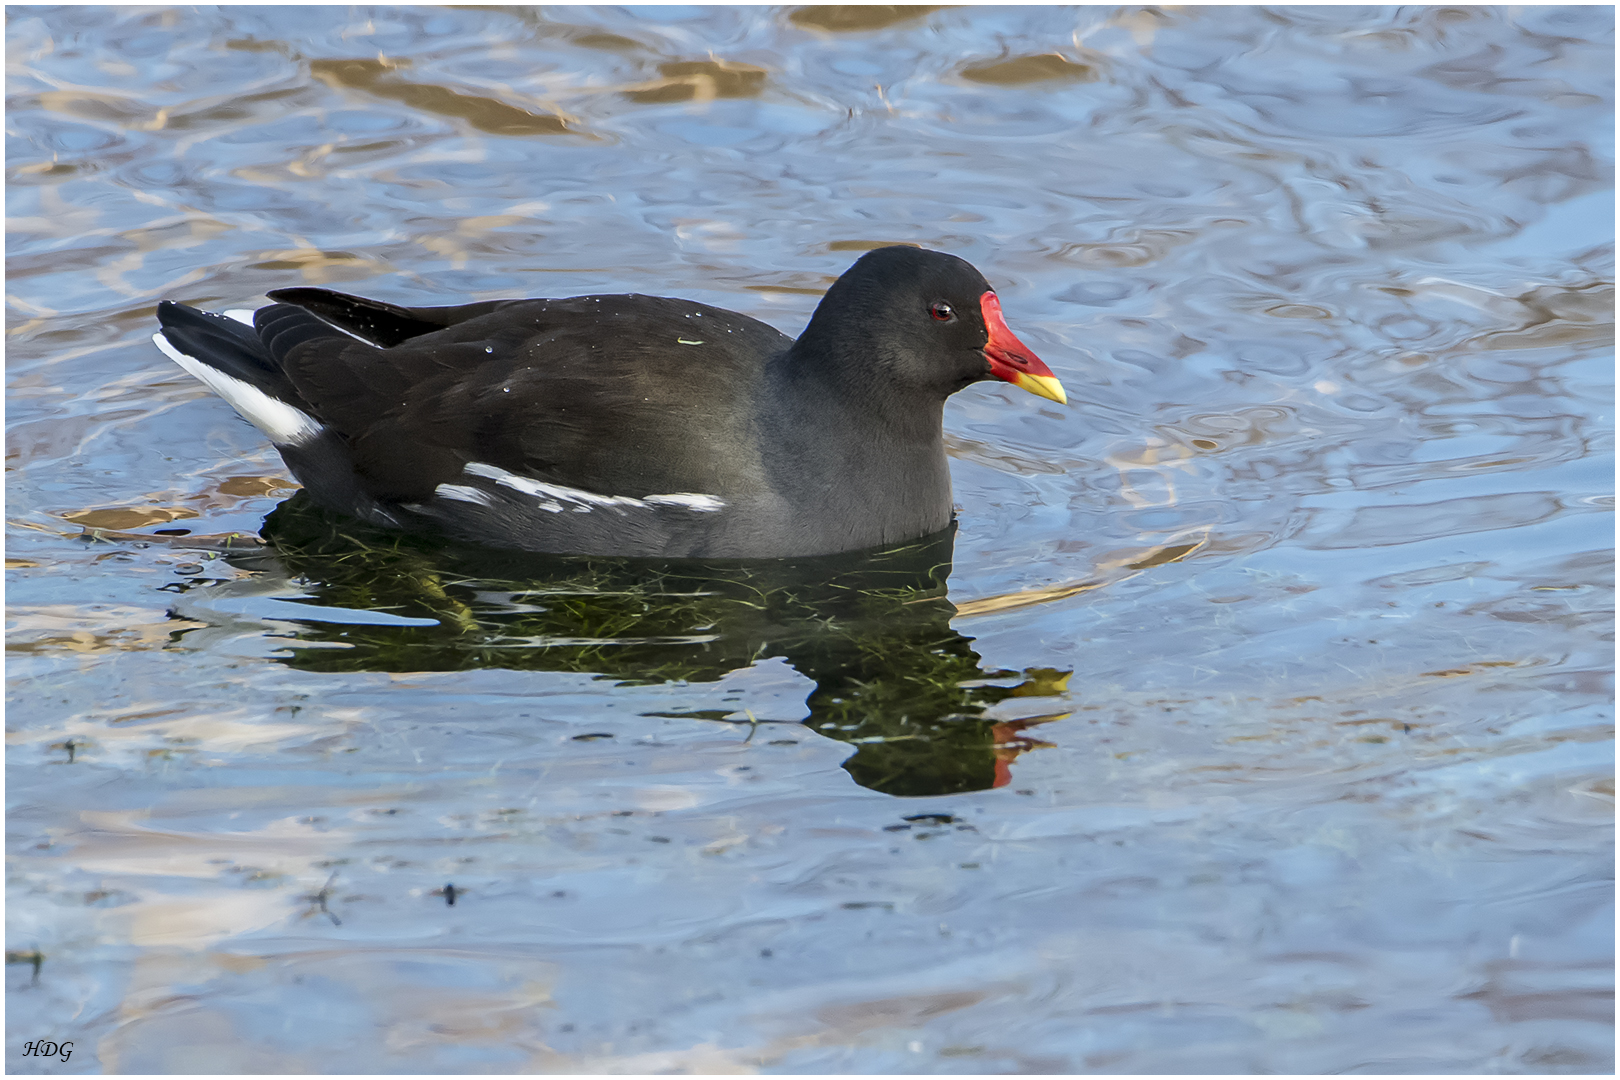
[155,301,299,400]
[154,301,324,447]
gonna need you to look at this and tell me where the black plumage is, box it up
[154,246,1065,558]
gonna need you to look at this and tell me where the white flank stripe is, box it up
[462,462,725,515]
[434,484,495,507]
[463,462,643,512]
[643,493,726,512]
[153,331,324,447]
[223,308,257,326]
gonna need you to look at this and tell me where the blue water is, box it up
[6,5,1612,1073]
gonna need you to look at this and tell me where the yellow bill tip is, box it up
[1013,371,1067,405]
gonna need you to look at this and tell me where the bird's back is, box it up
[259,291,793,505]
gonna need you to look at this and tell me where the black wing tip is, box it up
[154,298,219,332]
[155,299,262,334]
[266,286,366,309]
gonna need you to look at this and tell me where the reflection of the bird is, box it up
[193,494,1070,797]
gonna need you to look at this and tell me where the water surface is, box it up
[6,5,1613,1073]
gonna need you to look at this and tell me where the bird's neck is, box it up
[777,338,946,444]
[763,346,953,544]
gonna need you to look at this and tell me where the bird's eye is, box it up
[929,302,955,322]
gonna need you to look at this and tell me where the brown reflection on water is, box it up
[622,59,769,105]
[788,6,944,34]
[61,506,198,531]
[309,58,575,137]
[960,52,1103,87]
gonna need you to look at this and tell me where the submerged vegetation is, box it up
[191,494,1071,795]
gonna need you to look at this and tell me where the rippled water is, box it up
[6,5,1613,1073]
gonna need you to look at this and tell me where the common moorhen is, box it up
[153,245,1066,558]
